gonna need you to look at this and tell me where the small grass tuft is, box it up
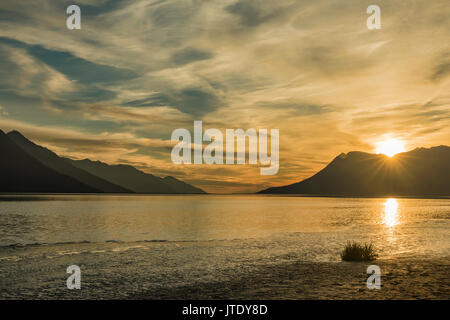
[341,241,378,262]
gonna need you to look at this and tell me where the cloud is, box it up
[0,105,8,116]
[0,37,139,84]
[225,0,281,27]
[0,43,75,98]
[123,88,222,116]
[170,47,213,66]
[431,56,450,81]
[0,116,174,163]
[0,0,448,192]
[0,8,28,22]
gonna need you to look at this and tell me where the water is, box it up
[0,195,449,258]
[0,195,449,298]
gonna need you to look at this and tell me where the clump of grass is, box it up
[341,241,378,262]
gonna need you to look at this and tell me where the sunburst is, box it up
[375,139,406,157]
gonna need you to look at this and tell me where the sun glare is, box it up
[375,139,406,157]
[383,198,399,227]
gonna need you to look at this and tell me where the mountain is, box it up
[1,129,205,194]
[67,158,205,194]
[0,130,99,193]
[7,130,130,193]
[163,176,205,194]
[259,146,450,197]
[67,158,206,194]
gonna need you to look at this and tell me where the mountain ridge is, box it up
[67,157,205,194]
[259,146,450,197]
[1,129,205,194]
[0,130,100,193]
[7,130,131,193]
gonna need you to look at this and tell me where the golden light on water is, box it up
[375,139,406,157]
[383,198,399,227]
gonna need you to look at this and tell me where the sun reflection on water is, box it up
[383,198,399,227]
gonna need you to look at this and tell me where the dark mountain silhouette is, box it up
[163,176,205,194]
[259,146,450,197]
[7,130,130,193]
[1,129,205,194]
[0,130,99,193]
[67,158,205,194]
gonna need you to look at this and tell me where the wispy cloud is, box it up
[0,0,448,192]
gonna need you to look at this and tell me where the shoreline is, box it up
[0,193,449,200]
[1,239,448,299]
[132,257,450,300]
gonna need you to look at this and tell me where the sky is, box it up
[0,0,449,193]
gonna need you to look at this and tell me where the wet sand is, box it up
[136,258,449,300]
[1,241,448,299]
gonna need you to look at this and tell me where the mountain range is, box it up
[0,129,205,194]
[259,146,450,197]
[2,128,448,196]
[66,158,204,194]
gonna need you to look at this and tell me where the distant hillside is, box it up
[163,176,205,194]
[7,131,130,193]
[0,130,99,193]
[259,146,450,197]
[67,158,205,194]
[1,129,205,194]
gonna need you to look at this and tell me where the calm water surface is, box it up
[0,195,449,261]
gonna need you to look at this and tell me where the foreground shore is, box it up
[1,240,448,299]
[135,258,450,300]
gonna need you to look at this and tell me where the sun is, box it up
[375,139,406,157]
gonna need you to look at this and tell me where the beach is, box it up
[0,240,448,299]
[156,257,450,300]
